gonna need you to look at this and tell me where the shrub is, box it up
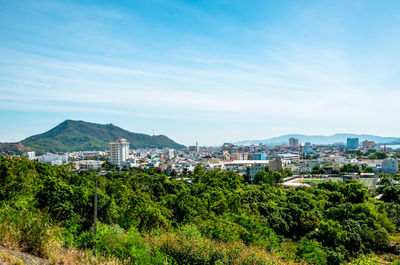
[0,199,62,259]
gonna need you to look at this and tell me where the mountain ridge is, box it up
[235,133,400,146]
[1,120,185,153]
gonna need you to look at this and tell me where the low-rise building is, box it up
[269,158,283,172]
[248,163,266,183]
[24,151,35,160]
[38,153,69,164]
[250,152,266,160]
[381,158,398,174]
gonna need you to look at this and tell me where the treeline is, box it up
[0,156,399,264]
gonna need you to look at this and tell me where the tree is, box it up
[381,186,400,203]
[296,238,327,265]
[340,164,360,174]
[283,167,294,177]
[316,220,343,248]
[362,166,374,173]
[369,152,387,159]
[312,165,326,174]
[255,170,283,185]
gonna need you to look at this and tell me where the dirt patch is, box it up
[0,247,50,265]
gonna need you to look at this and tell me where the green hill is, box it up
[21,120,185,152]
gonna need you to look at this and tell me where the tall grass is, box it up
[0,199,305,264]
[0,199,62,259]
[148,225,304,265]
[0,199,121,264]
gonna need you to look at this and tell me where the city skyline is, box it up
[1,0,400,146]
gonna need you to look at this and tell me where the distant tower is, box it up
[196,141,199,152]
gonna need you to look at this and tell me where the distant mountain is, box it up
[1,120,185,153]
[235,133,400,146]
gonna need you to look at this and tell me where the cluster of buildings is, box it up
[21,136,399,186]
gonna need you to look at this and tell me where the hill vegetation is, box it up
[18,120,185,152]
[0,156,399,264]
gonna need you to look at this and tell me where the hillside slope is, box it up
[20,120,185,152]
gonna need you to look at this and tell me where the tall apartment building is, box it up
[347,138,359,149]
[188,141,199,153]
[362,140,375,149]
[109,139,130,166]
[289,138,299,147]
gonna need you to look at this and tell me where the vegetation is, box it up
[0,155,399,264]
[20,120,185,152]
[312,165,326,175]
[340,164,360,174]
[369,152,388,159]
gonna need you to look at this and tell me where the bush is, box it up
[78,222,167,264]
[296,238,327,265]
[150,230,295,265]
[0,199,62,259]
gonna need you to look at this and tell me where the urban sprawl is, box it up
[23,137,400,190]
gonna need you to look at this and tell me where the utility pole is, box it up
[93,177,98,248]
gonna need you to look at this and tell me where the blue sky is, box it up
[1,0,400,146]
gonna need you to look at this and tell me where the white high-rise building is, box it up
[109,139,130,166]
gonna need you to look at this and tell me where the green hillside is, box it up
[21,120,185,152]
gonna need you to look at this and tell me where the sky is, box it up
[1,0,400,146]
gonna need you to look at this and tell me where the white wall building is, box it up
[38,153,69,164]
[109,139,130,166]
[24,151,36,160]
[163,148,175,159]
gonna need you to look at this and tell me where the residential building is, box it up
[250,152,266,160]
[248,163,266,183]
[163,148,174,159]
[38,153,68,164]
[188,141,199,153]
[269,158,283,172]
[109,139,130,166]
[222,143,233,151]
[231,151,248,160]
[74,160,104,171]
[382,158,398,174]
[362,140,375,149]
[24,151,35,160]
[347,138,359,149]
[289,138,299,147]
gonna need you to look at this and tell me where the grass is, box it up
[300,179,326,185]
[0,252,24,265]
[358,178,378,189]
[0,199,122,265]
[301,177,378,189]
[148,228,305,265]
[0,201,304,265]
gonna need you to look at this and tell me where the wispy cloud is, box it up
[1,0,400,144]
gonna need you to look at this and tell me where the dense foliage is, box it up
[0,156,399,264]
[21,120,185,152]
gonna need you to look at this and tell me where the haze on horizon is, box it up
[1,0,400,146]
